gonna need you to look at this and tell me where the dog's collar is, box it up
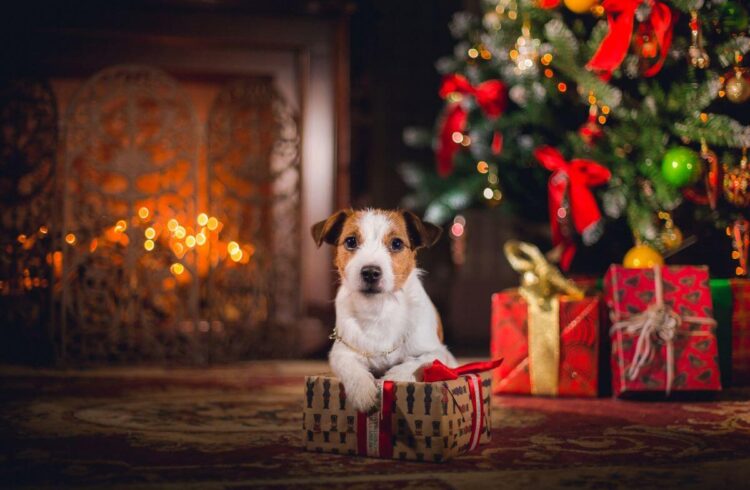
[329,327,405,359]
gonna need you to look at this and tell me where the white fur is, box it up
[328,210,457,412]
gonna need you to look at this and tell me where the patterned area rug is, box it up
[2,361,750,489]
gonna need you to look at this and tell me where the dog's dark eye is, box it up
[390,238,404,252]
[343,236,358,250]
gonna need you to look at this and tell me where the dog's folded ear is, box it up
[311,210,351,247]
[402,211,442,250]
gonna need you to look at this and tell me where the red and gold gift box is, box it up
[604,265,721,397]
[491,291,600,396]
[491,241,601,397]
[302,360,499,462]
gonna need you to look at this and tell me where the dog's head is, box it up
[311,209,442,296]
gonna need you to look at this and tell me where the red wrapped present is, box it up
[604,265,721,397]
[491,241,601,397]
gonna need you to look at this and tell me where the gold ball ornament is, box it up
[563,0,598,14]
[623,244,664,269]
[726,70,750,104]
[661,226,683,251]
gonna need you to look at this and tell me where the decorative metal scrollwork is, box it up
[0,78,57,362]
[206,78,301,357]
[61,65,201,363]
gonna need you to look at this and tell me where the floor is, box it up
[2,361,750,489]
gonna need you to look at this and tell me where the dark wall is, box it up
[349,0,462,208]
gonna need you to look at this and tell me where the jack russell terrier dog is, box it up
[312,208,457,412]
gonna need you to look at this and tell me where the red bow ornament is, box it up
[436,74,507,176]
[587,0,674,78]
[533,146,611,271]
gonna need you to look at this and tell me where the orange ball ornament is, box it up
[623,244,664,269]
[563,0,598,14]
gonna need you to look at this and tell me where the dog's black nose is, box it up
[360,265,382,284]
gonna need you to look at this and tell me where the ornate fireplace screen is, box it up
[0,79,57,362]
[57,65,301,363]
[206,79,301,357]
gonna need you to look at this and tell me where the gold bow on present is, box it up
[503,241,584,396]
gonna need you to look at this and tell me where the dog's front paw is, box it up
[344,375,379,412]
[382,364,419,382]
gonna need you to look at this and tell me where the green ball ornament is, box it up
[721,1,749,33]
[661,147,702,188]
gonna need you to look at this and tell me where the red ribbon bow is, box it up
[422,358,504,382]
[587,0,673,78]
[533,146,611,271]
[436,74,507,176]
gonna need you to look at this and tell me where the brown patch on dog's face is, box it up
[333,214,362,277]
[383,211,416,290]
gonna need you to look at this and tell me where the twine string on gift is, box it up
[610,266,716,395]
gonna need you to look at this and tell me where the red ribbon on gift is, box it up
[422,358,504,382]
[423,358,502,451]
[436,74,507,176]
[534,146,611,271]
[356,380,395,458]
[586,0,673,78]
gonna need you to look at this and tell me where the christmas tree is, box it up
[401,0,750,275]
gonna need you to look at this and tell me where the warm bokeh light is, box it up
[227,241,240,254]
[170,263,185,275]
[145,227,156,239]
[114,220,127,233]
[185,235,196,248]
[174,226,186,239]
[195,232,207,246]
[65,233,76,245]
[477,161,489,174]
[167,219,178,232]
[144,239,155,251]
[207,217,219,231]
[39,226,48,235]
[197,213,209,226]
[138,207,150,219]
